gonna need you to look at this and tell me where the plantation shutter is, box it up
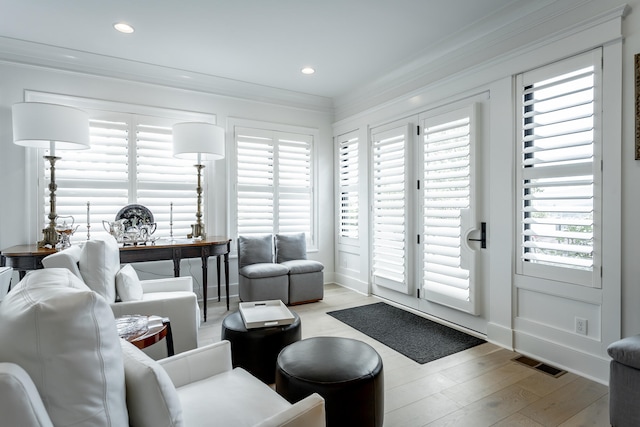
[278,133,312,237]
[516,49,601,287]
[236,129,275,235]
[421,106,478,314]
[338,132,359,241]
[371,125,410,293]
[135,121,196,239]
[236,127,313,242]
[47,118,129,240]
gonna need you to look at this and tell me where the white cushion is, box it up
[176,368,290,426]
[80,236,120,302]
[120,340,184,427]
[115,264,143,301]
[0,268,128,427]
[41,244,83,278]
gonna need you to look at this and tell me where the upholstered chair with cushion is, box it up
[0,268,326,427]
[275,233,324,305]
[238,234,290,304]
[608,335,640,426]
[42,236,200,359]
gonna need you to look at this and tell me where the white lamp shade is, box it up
[172,122,225,161]
[12,102,90,150]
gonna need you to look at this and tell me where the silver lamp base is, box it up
[187,223,206,240]
[38,226,59,248]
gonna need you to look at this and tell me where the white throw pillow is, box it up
[116,264,143,301]
[0,268,129,427]
[120,339,184,427]
[79,236,120,302]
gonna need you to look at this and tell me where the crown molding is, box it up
[0,36,333,115]
[333,1,628,121]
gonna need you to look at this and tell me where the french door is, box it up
[370,99,488,333]
[419,105,480,315]
[370,124,412,294]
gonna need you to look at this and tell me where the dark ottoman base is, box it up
[276,336,384,427]
[221,310,301,384]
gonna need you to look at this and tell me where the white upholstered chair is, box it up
[0,268,325,427]
[42,236,200,359]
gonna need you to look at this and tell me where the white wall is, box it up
[0,61,335,301]
[332,1,635,384]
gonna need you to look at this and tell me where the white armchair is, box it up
[42,236,200,359]
[0,343,325,427]
[0,363,54,427]
[0,269,325,427]
[127,340,325,427]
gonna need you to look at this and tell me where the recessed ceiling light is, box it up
[301,67,315,75]
[113,22,135,34]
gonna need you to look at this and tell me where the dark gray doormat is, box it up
[327,302,486,364]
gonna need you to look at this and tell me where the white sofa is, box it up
[0,268,325,427]
[42,236,200,359]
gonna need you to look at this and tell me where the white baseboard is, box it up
[332,273,369,295]
[514,330,610,385]
[487,322,514,349]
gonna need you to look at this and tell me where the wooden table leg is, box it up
[217,256,221,302]
[201,247,209,322]
[172,248,181,277]
[224,252,230,310]
[162,317,175,357]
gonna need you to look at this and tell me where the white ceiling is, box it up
[0,0,547,101]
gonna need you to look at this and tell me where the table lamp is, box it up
[172,122,225,239]
[12,102,90,248]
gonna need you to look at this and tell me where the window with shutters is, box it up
[515,49,601,287]
[370,124,410,294]
[235,125,315,245]
[44,113,199,243]
[25,90,216,245]
[338,132,359,241]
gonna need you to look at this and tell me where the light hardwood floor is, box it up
[197,284,610,427]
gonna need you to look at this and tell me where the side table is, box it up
[117,315,174,357]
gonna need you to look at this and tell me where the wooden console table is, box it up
[0,236,232,321]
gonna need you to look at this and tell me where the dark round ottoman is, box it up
[221,310,301,384]
[276,337,384,427]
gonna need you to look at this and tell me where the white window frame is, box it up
[25,91,215,244]
[515,49,602,288]
[229,118,319,251]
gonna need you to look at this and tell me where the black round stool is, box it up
[221,310,301,384]
[276,336,384,427]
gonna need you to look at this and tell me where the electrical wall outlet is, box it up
[575,317,588,335]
